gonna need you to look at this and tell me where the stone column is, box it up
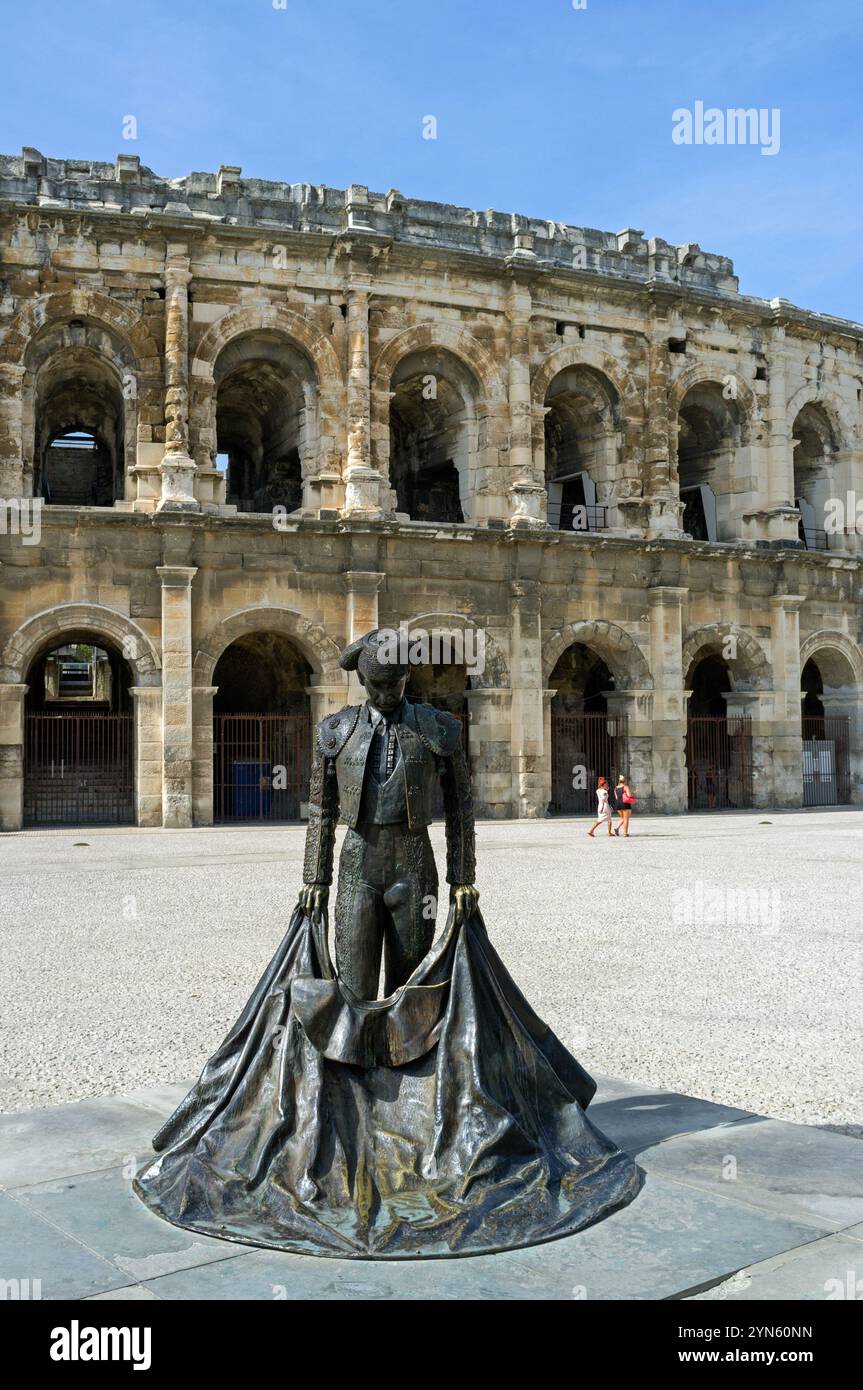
[192,684,217,826]
[509,578,545,816]
[647,586,688,811]
[768,594,805,807]
[158,565,197,827]
[0,683,27,831]
[342,287,382,516]
[157,254,199,513]
[130,686,163,827]
[0,363,25,497]
[644,306,683,538]
[507,277,544,529]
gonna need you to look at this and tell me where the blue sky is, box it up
[3,0,862,320]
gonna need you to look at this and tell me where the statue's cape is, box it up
[134,907,641,1259]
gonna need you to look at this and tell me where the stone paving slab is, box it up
[2,1072,859,1300]
[0,1087,191,1188]
[634,1117,863,1232]
[688,1233,863,1301]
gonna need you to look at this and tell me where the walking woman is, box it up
[613,774,637,837]
[587,775,613,838]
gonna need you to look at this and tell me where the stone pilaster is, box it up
[157,564,197,827]
[507,277,544,530]
[509,578,545,816]
[130,686,163,826]
[464,685,512,818]
[0,363,26,497]
[342,570,384,700]
[157,253,199,513]
[647,586,688,810]
[743,324,799,545]
[191,684,217,826]
[768,594,805,806]
[0,683,27,831]
[342,286,382,516]
[644,306,684,539]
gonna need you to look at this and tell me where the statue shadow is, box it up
[589,1087,763,1159]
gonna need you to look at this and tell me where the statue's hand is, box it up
[298,883,329,924]
[450,883,479,927]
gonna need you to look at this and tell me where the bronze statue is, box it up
[134,628,642,1258]
[298,629,477,998]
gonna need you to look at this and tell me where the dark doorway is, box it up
[24,639,134,825]
[212,633,312,822]
[549,644,627,813]
[685,654,753,809]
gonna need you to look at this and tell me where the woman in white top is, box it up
[587,776,613,838]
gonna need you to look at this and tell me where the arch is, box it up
[543,620,652,689]
[531,345,642,414]
[799,630,863,688]
[681,624,771,690]
[1,603,162,686]
[668,363,759,445]
[194,607,343,687]
[395,610,510,689]
[193,304,344,390]
[371,323,507,403]
[1,287,161,375]
[786,385,855,447]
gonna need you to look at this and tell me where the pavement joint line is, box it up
[665,1229,854,1302]
[633,1163,851,1236]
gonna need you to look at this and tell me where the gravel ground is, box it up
[1,810,861,1131]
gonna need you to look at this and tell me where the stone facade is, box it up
[1,148,862,830]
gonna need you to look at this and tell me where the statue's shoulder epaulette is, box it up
[316,705,361,758]
[410,702,463,757]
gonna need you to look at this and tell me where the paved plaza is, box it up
[1,810,861,1300]
[1,811,861,1126]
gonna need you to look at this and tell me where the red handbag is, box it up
[622,790,637,805]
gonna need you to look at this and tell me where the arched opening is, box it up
[792,404,836,550]
[549,644,627,814]
[677,382,744,542]
[36,349,125,506]
[544,366,618,532]
[214,334,313,514]
[801,652,853,804]
[212,633,313,821]
[405,655,471,817]
[685,650,752,809]
[24,636,134,824]
[389,350,478,522]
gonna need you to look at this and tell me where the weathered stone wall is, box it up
[1,150,862,829]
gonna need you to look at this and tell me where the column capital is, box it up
[647,585,689,607]
[769,593,806,612]
[156,564,198,588]
[342,569,384,595]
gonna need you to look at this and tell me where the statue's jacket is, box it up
[303,700,475,888]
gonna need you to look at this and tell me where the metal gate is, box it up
[550,712,628,815]
[802,715,851,806]
[24,712,134,826]
[686,715,753,810]
[213,713,312,823]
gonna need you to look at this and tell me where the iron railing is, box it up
[550,711,629,815]
[802,715,851,805]
[213,713,312,822]
[686,715,753,810]
[24,711,134,825]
